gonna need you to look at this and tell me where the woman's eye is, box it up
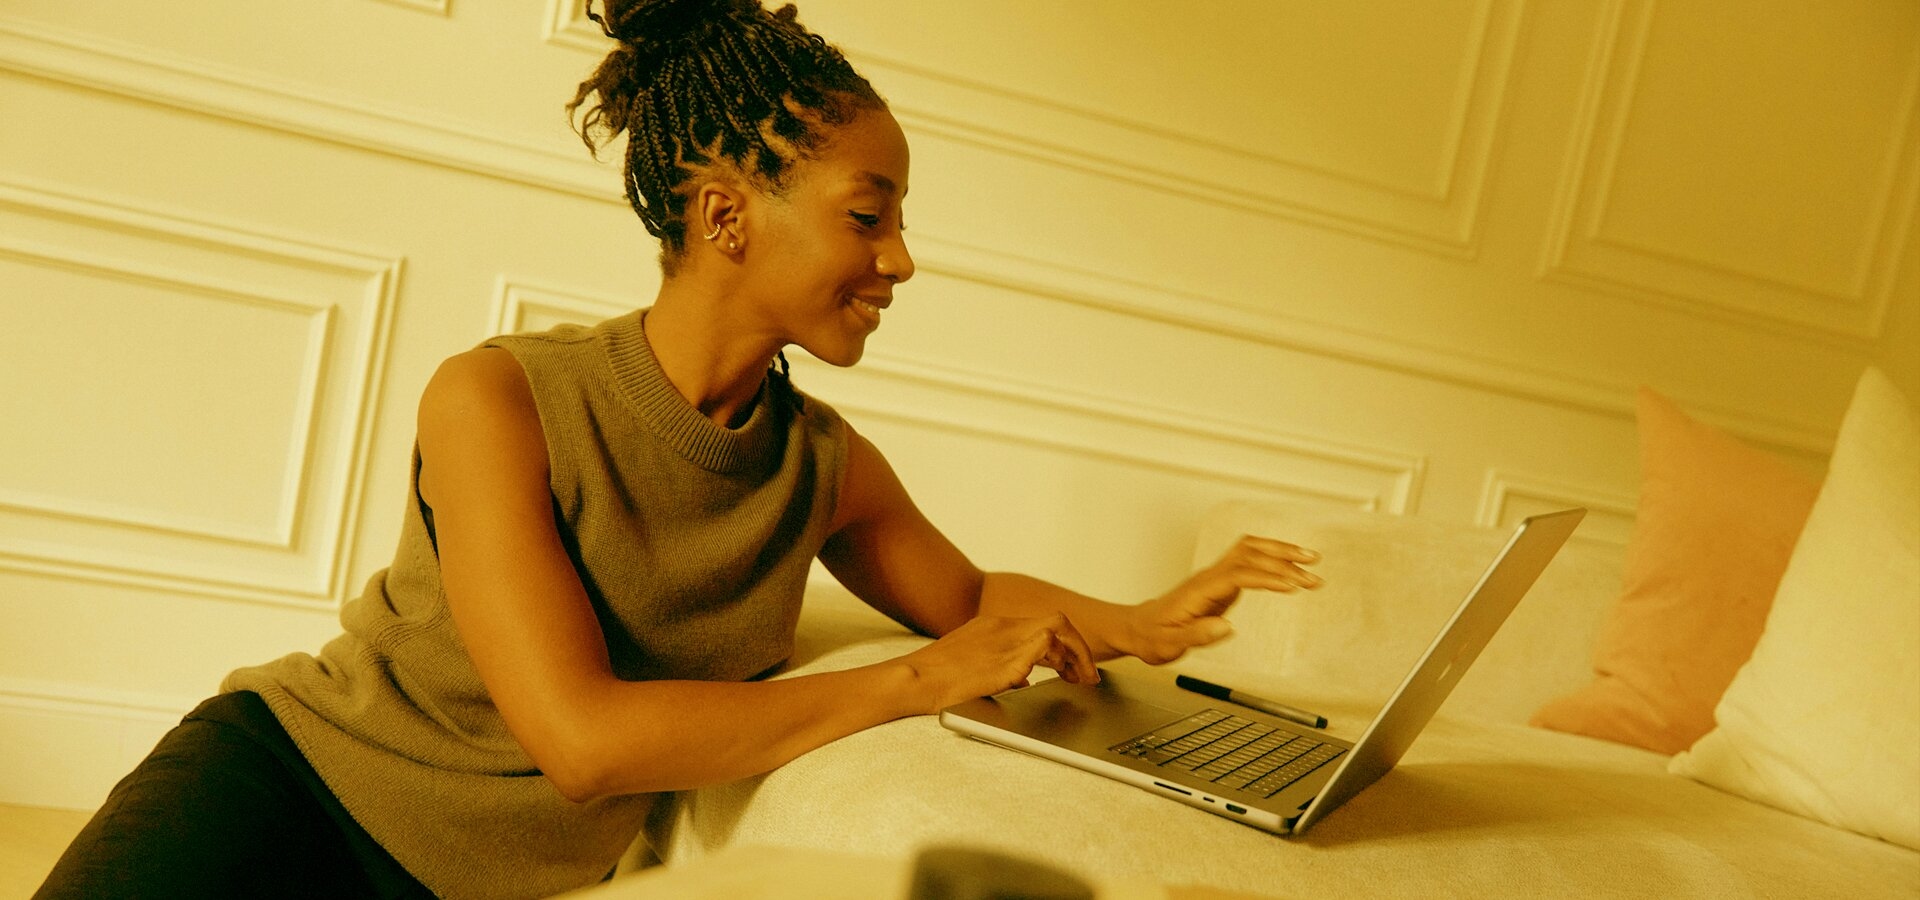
[849,211,880,229]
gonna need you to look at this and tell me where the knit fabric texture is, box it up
[224,309,847,899]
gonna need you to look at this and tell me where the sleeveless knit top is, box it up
[223,309,847,899]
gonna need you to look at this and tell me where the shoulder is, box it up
[421,347,535,426]
[418,349,548,504]
[485,320,600,351]
[828,419,904,533]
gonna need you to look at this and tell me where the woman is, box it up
[37,1,1320,897]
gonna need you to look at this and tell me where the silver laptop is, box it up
[940,508,1585,835]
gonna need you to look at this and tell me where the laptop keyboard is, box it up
[1109,709,1346,798]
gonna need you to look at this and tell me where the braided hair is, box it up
[567,0,885,276]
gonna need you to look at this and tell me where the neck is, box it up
[643,281,782,429]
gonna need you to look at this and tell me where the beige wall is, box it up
[2,0,1914,809]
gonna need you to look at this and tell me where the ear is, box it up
[693,180,746,253]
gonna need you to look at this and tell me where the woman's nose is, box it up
[876,234,914,283]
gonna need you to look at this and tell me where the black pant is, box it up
[35,691,434,899]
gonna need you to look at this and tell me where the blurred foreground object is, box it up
[553,844,1278,898]
[909,845,1093,900]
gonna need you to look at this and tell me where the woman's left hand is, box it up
[1111,535,1322,665]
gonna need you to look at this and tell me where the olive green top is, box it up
[225,309,847,898]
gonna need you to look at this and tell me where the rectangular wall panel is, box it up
[0,252,322,546]
[0,179,397,608]
[1543,0,1920,339]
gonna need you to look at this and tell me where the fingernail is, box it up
[1205,619,1234,640]
[1300,549,1321,562]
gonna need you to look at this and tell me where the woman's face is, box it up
[742,107,915,367]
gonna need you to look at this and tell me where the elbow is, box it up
[541,744,611,804]
[523,719,615,804]
[548,772,606,805]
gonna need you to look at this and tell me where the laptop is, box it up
[939,508,1585,835]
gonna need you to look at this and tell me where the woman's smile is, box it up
[847,293,889,328]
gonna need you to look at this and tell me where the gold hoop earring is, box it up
[703,221,722,241]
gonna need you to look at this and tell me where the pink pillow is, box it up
[1530,388,1819,754]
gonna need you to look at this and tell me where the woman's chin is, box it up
[821,344,866,368]
[794,337,866,369]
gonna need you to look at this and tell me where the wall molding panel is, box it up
[0,677,196,810]
[542,0,604,53]
[0,13,1835,458]
[0,178,399,611]
[1541,0,1920,343]
[1475,469,1636,546]
[371,0,452,16]
[489,275,634,339]
[910,233,1832,457]
[808,352,1427,515]
[0,18,613,202]
[493,278,1428,515]
[0,241,331,550]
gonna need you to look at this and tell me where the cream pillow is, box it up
[1670,367,1920,849]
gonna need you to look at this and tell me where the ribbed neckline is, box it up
[603,309,779,474]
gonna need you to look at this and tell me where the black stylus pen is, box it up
[1175,675,1329,730]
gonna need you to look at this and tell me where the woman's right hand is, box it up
[896,613,1099,715]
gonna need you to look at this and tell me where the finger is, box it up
[1231,557,1322,590]
[1236,535,1321,565]
[1182,615,1235,647]
[1232,540,1323,580]
[1047,615,1100,684]
[1020,625,1057,670]
[1197,564,1293,601]
[1157,572,1249,622]
[1020,620,1095,686]
[1175,567,1304,623]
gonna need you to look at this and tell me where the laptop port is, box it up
[1225,803,1248,815]
[1152,781,1192,796]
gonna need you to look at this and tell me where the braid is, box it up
[769,349,802,413]
[567,0,885,276]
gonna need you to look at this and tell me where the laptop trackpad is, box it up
[992,675,1181,750]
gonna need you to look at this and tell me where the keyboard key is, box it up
[1215,751,1263,771]
[1196,759,1243,779]
[1181,745,1232,767]
[1247,733,1290,752]
[1216,772,1258,790]
[1208,731,1260,755]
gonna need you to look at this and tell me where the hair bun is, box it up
[588,0,742,52]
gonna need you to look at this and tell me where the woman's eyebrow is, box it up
[854,170,901,196]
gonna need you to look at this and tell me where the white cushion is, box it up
[1186,502,1623,725]
[1670,367,1920,849]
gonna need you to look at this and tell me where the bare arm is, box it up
[419,348,931,802]
[817,429,1323,668]
[817,430,1129,648]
